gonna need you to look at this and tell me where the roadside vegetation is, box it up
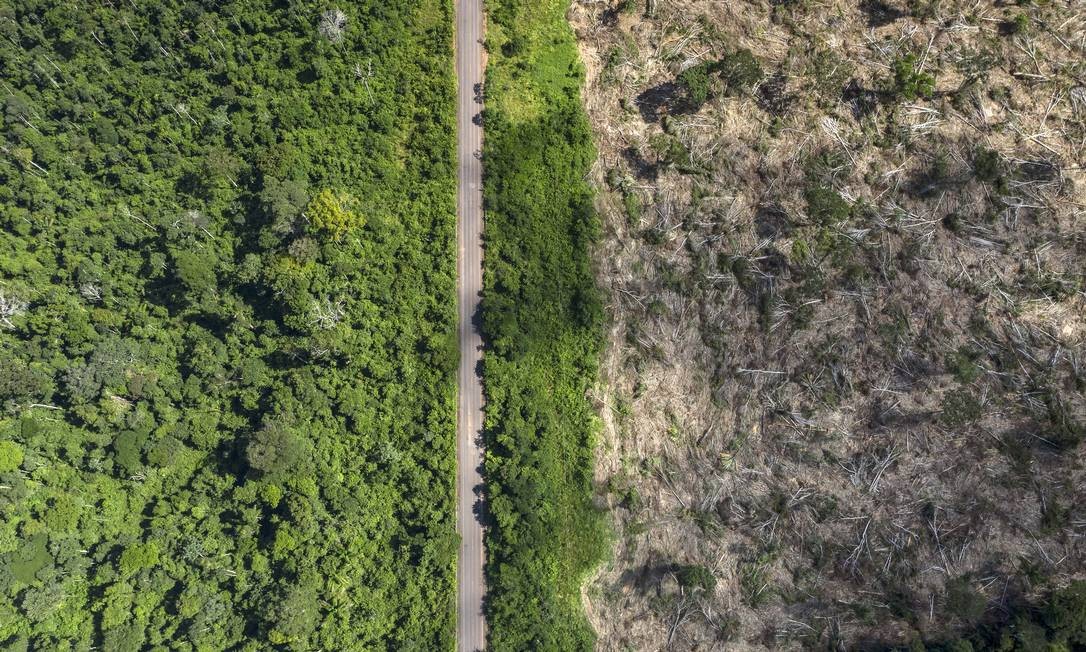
[0,1,458,649]
[480,0,608,649]
[572,0,1085,649]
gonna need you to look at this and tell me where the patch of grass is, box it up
[738,550,776,607]
[940,388,984,427]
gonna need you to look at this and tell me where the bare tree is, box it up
[0,291,27,329]
[318,9,347,43]
[79,283,103,303]
[309,297,346,330]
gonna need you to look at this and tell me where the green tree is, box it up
[306,189,364,239]
[0,441,23,473]
[246,420,309,476]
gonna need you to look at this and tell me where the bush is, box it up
[945,577,986,623]
[718,49,763,94]
[678,61,715,107]
[940,389,983,427]
[805,186,851,224]
[677,564,716,593]
[1043,394,1084,450]
[1044,581,1086,645]
[889,54,936,100]
[972,148,1004,186]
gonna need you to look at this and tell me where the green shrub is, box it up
[623,192,643,225]
[1043,394,1084,450]
[889,54,936,100]
[678,61,716,107]
[805,186,851,224]
[948,346,982,383]
[940,389,983,427]
[719,49,764,94]
[677,565,716,593]
[1007,13,1030,35]
[1044,581,1086,645]
[945,577,986,623]
[972,148,1004,186]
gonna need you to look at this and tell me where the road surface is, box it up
[455,0,486,649]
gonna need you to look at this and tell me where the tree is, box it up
[0,441,24,473]
[119,542,160,576]
[318,9,347,43]
[890,54,935,100]
[246,420,309,476]
[305,189,364,239]
[0,291,28,330]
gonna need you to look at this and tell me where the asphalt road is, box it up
[455,0,486,648]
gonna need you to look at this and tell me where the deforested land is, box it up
[572,0,1086,649]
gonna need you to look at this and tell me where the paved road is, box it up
[455,0,486,649]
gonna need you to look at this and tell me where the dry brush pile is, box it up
[571,0,1086,649]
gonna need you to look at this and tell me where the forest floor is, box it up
[572,0,1085,649]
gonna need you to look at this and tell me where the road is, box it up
[455,0,486,648]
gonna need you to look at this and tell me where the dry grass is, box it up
[572,0,1086,649]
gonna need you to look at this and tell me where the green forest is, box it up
[480,0,608,650]
[0,1,459,649]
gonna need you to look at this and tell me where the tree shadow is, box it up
[634,82,684,123]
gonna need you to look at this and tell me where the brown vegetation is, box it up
[571,0,1086,648]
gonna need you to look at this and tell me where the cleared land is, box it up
[572,0,1085,649]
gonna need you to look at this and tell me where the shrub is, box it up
[945,577,986,623]
[972,148,1004,186]
[1043,394,1084,450]
[948,346,982,383]
[805,185,851,224]
[889,54,936,100]
[719,49,763,94]
[1044,581,1086,645]
[677,564,716,593]
[678,61,715,107]
[940,389,983,427]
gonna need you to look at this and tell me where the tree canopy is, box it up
[0,1,458,649]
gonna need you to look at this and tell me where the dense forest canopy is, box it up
[0,1,459,649]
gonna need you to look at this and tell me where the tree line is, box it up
[479,0,609,649]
